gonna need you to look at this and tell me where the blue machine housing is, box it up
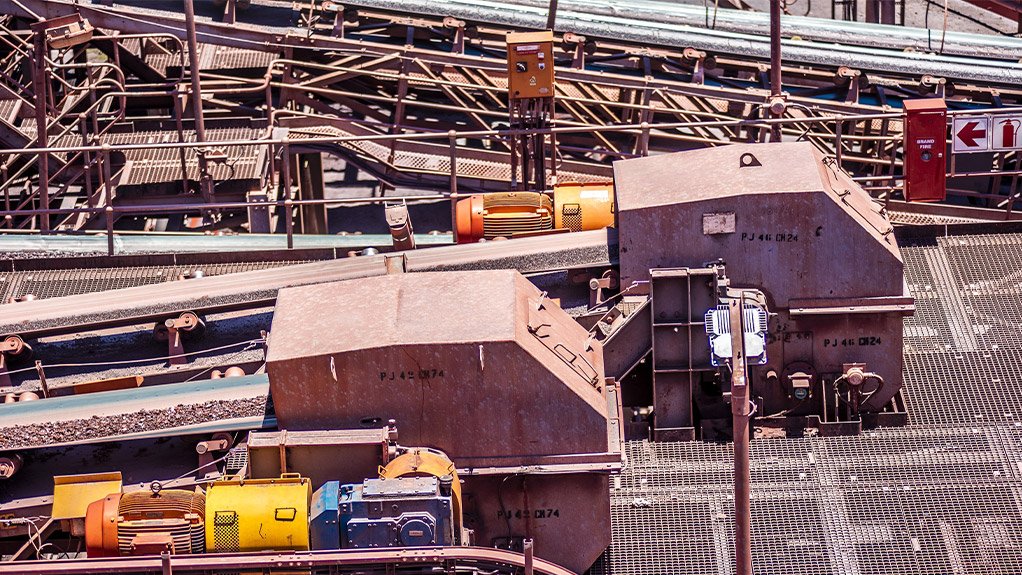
[310,480,342,550]
[311,476,455,549]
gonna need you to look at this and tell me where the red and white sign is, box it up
[952,117,989,153]
[991,115,1022,151]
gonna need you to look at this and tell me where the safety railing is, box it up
[0,106,1019,255]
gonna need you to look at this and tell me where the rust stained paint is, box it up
[266,269,610,467]
[613,142,910,413]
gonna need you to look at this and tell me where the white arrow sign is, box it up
[952,116,989,153]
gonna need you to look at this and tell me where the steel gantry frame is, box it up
[0,0,1020,241]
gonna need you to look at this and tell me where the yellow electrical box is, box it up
[52,472,123,520]
[205,474,311,552]
[506,31,555,100]
[553,181,615,232]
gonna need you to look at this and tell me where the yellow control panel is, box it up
[506,31,555,100]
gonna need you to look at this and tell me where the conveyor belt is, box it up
[0,233,451,259]
[0,261,296,303]
[337,0,1022,84]
[6,0,1020,88]
[413,0,1022,61]
[0,374,274,450]
[0,229,615,338]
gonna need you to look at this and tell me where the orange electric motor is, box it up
[455,191,553,243]
[455,182,614,243]
[551,181,615,233]
[85,488,206,557]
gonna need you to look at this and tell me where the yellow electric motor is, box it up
[204,474,311,553]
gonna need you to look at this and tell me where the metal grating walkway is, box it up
[604,232,1022,575]
[606,426,1022,575]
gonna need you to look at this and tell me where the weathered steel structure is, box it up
[2,1,1022,575]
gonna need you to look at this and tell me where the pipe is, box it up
[545,0,557,29]
[728,294,753,575]
[770,0,781,100]
[0,547,577,575]
[769,0,782,142]
[183,0,207,145]
[183,0,214,201]
[30,28,48,232]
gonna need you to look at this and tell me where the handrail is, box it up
[0,546,577,575]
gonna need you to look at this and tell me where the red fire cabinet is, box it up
[903,98,947,202]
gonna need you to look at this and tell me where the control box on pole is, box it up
[506,31,555,100]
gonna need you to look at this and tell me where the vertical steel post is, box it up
[729,294,753,575]
[769,0,783,142]
[546,0,558,29]
[2,165,9,228]
[524,538,535,575]
[31,30,49,232]
[282,140,294,249]
[510,101,520,190]
[101,144,115,256]
[879,0,896,24]
[448,130,459,243]
[173,92,190,195]
[183,0,214,202]
[161,551,172,575]
[835,120,844,167]
[34,360,48,398]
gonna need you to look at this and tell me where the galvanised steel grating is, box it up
[605,427,1022,575]
[902,233,1022,426]
[603,233,1022,575]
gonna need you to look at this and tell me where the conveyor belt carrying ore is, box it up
[0,375,273,450]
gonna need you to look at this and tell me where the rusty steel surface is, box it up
[464,472,612,573]
[614,142,902,300]
[614,142,910,423]
[246,428,392,488]
[265,269,620,572]
[265,269,611,467]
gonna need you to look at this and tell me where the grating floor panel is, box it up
[606,232,1022,575]
[48,126,266,186]
[608,426,1022,575]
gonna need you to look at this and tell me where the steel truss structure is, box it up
[0,0,1020,244]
